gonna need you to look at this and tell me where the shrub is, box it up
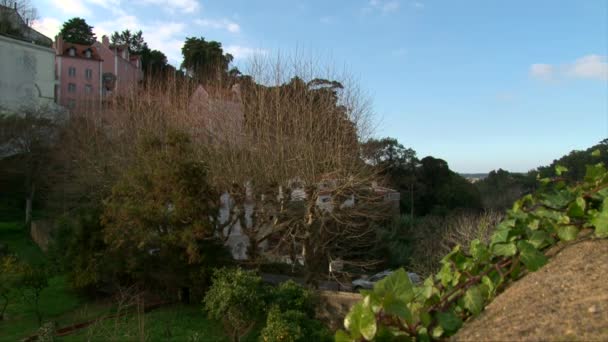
[203,268,266,341]
[269,280,315,317]
[260,306,332,342]
[0,255,26,320]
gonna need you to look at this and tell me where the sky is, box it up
[31,0,608,173]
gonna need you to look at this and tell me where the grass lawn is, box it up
[0,220,229,341]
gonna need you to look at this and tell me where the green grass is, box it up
[61,304,228,342]
[0,219,228,341]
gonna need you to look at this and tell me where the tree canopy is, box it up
[180,36,234,84]
[110,29,145,54]
[59,17,96,45]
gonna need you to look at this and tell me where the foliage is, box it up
[180,36,235,84]
[269,280,316,317]
[0,255,26,320]
[203,268,267,341]
[475,169,536,210]
[47,208,113,291]
[536,139,608,181]
[110,29,145,54]
[101,130,222,291]
[337,157,608,341]
[59,17,96,45]
[140,44,169,77]
[260,306,332,342]
[0,107,64,228]
[19,263,49,326]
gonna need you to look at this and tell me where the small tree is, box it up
[20,264,49,326]
[59,17,96,45]
[101,130,221,293]
[0,255,26,320]
[203,268,266,341]
[0,107,62,228]
[110,29,145,54]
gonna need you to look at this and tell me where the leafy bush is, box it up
[203,268,267,340]
[0,255,26,320]
[269,280,316,317]
[337,159,608,341]
[260,306,332,342]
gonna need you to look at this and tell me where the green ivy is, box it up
[337,155,608,341]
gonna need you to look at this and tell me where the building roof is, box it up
[0,4,52,47]
[59,43,103,61]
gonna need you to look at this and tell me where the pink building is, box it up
[54,35,143,110]
[54,36,103,110]
[95,36,143,96]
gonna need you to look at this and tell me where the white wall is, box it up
[0,35,56,111]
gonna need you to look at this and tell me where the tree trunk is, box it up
[25,183,35,229]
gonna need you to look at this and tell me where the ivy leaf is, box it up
[592,199,608,238]
[344,302,377,340]
[374,269,415,303]
[335,330,353,342]
[517,240,548,271]
[463,286,484,316]
[527,230,551,249]
[555,165,568,176]
[585,163,607,182]
[567,197,586,218]
[556,225,579,241]
[492,242,517,256]
[470,239,491,262]
[490,229,510,244]
[436,311,462,335]
[384,298,413,325]
[591,149,601,157]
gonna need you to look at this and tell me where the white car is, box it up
[352,270,421,290]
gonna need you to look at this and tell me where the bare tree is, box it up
[0,0,38,26]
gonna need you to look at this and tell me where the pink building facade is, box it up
[54,36,103,110]
[54,35,143,110]
[94,36,143,96]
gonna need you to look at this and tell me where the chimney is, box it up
[55,35,63,54]
[102,35,110,47]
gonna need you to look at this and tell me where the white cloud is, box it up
[320,16,333,24]
[225,45,267,60]
[32,17,63,39]
[412,2,424,9]
[382,1,400,12]
[530,55,608,81]
[530,63,553,80]
[136,0,199,13]
[363,0,400,14]
[51,0,92,16]
[567,54,608,81]
[194,18,240,33]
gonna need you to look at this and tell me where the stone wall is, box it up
[30,219,54,252]
[316,290,361,331]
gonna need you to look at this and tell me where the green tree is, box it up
[0,107,62,228]
[20,264,49,326]
[140,44,169,76]
[101,130,222,292]
[59,17,96,45]
[180,36,234,84]
[110,29,145,54]
[203,268,266,341]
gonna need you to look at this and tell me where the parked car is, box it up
[352,270,421,290]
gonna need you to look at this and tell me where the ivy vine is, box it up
[336,152,608,341]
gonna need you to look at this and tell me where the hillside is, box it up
[454,238,608,341]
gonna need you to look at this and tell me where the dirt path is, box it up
[454,238,608,341]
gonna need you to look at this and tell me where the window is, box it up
[85,50,92,58]
[68,67,76,77]
[85,68,93,79]
[85,84,93,94]
[68,83,76,93]
[67,99,76,109]
[68,48,76,56]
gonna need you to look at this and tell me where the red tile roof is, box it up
[59,43,102,61]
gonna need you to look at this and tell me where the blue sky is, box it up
[32,0,608,173]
